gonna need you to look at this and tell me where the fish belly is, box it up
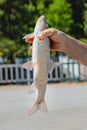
[33,39,50,84]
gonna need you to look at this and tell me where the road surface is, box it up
[0,83,87,130]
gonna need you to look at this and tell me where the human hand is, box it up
[25,28,65,51]
[38,28,65,51]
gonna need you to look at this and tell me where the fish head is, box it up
[23,15,48,41]
[34,15,48,35]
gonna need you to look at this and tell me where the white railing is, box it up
[0,60,87,84]
[0,63,60,84]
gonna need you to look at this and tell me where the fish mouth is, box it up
[38,15,46,21]
[38,15,48,29]
[38,15,47,23]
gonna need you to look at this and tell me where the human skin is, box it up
[25,28,87,66]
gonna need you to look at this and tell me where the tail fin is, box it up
[39,101,48,112]
[29,101,48,116]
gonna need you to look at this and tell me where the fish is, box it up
[22,15,55,115]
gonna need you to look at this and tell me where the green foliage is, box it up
[44,0,73,33]
[0,38,16,55]
[0,0,6,4]
[0,37,28,56]
[0,0,34,61]
[67,0,84,38]
[0,0,86,62]
[15,44,28,57]
[79,37,87,44]
[0,0,73,60]
[84,3,87,37]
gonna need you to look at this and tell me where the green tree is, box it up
[0,0,36,40]
[68,0,84,38]
[0,0,36,62]
[84,3,87,37]
[0,0,74,62]
[45,0,73,34]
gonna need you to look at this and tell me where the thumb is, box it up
[25,37,34,43]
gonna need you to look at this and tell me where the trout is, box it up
[22,15,55,115]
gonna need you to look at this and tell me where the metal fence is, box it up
[0,57,87,84]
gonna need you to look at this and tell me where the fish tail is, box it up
[29,100,48,116]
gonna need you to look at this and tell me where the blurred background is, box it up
[0,0,87,84]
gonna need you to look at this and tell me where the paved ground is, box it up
[0,83,87,130]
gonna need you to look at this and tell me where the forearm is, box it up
[62,34,87,66]
[37,28,87,66]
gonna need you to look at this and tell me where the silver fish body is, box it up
[22,15,55,115]
[32,37,50,104]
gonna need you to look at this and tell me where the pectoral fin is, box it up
[22,61,33,70]
[23,33,35,43]
[23,32,34,39]
[48,60,56,73]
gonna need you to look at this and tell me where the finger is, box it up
[38,28,54,39]
[25,38,34,43]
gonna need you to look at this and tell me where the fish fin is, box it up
[48,60,56,73]
[23,33,34,43]
[23,32,34,39]
[28,82,36,94]
[29,102,39,116]
[22,61,33,70]
[38,101,48,112]
[29,101,48,116]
